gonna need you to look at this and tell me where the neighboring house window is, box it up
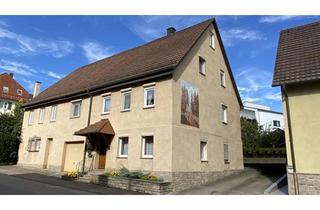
[118,137,129,157]
[224,144,229,163]
[27,137,41,152]
[209,32,215,49]
[121,91,131,111]
[71,100,81,118]
[273,120,281,127]
[39,108,45,123]
[3,86,9,93]
[144,86,155,108]
[17,89,23,95]
[200,141,208,161]
[220,70,226,87]
[142,136,154,158]
[28,110,34,125]
[50,105,57,122]
[199,56,206,75]
[4,102,12,110]
[102,95,111,114]
[221,105,228,124]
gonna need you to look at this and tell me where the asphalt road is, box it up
[0,172,144,195]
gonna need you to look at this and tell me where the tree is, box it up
[240,117,262,149]
[0,102,23,164]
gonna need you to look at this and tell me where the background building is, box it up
[240,101,283,130]
[0,72,32,114]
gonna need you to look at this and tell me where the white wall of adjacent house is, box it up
[240,102,284,130]
[0,99,15,114]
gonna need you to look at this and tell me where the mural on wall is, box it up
[181,80,199,127]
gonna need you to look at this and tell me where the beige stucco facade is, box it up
[18,24,243,180]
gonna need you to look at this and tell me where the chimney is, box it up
[9,73,13,78]
[33,81,41,98]
[166,27,176,36]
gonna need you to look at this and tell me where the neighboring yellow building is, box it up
[18,19,243,192]
[273,21,320,195]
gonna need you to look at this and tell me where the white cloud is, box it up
[221,28,266,47]
[0,26,74,57]
[47,71,64,80]
[124,16,211,42]
[0,19,9,27]
[265,92,282,101]
[259,16,298,23]
[81,41,114,63]
[0,59,37,76]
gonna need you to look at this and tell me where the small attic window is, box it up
[3,86,9,93]
[210,32,215,49]
[17,89,23,95]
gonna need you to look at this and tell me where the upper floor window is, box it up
[200,141,208,161]
[273,120,280,127]
[50,105,57,122]
[144,86,155,108]
[220,70,226,87]
[102,95,111,114]
[17,89,23,96]
[39,108,45,123]
[70,100,81,118]
[121,91,131,111]
[118,136,129,158]
[199,56,206,75]
[221,105,228,124]
[209,32,215,49]
[224,143,229,163]
[27,137,41,152]
[28,110,34,125]
[3,86,9,93]
[142,135,154,158]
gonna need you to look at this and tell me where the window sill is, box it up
[70,116,80,119]
[201,160,208,163]
[101,112,110,115]
[28,124,33,126]
[143,105,155,109]
[49,120,56,123]
[38,122,44,125]
[28,150,40,153]
[141,156,153,159]
[210,46,215,51]
[199,72,206,76]
[120,109,130,113]
[222,121,228,125]
[117,156,128,159]
[224,160,230,164]
[221,85,226,88]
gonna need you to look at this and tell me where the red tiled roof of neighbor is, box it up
[0,73,31,102]
[273,20,320,86]
[23,18,242,108]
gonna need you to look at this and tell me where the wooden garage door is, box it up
[63,142,84,172]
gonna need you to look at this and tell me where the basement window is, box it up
[224,144,229,163]
[200,141,208,161]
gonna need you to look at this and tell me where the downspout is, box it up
[282,85,299,194]
[81,89,93,173]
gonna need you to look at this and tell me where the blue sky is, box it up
[0,15,319,112]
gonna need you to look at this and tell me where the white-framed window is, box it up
[70,100,81,118]
[200,141,208,161]
[142,136,154,158]
[50,105,57,122]
[17,89,23,95]
[3,86,9,93]
[39,108,45,123]
[273,120,281,127]
[199,56,206,75]
[220,70,226,87]
[28,110,34,125]
[144,86,155,108]
[102,95,111,114]
[121,91,131,111]
[221,105,228,124]
[209,32,215,49]
[118,136,129,157]
[3,101,12,110]
[224,143,229,162]
[27,137,41,152]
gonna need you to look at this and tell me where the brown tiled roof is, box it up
[28,19,213,105]
[273,21,320,86]
[0,73,31,102]
[74,119,115,136]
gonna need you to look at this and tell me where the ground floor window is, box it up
[118,137,129,157]
[224,143,229,163]
[27,137,41,152]
[200,141,208,161]
[142,136,153,158]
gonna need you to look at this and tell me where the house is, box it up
[273,20,320,195]
[18,18,244,192]
[240,101,283,130]
[0,73,32,114]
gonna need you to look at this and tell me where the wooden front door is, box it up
[98,139,107,169]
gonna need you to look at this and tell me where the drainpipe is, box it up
[282,85,299,194]
[81,89,93,173]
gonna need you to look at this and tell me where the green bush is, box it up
[109,166,161,181]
